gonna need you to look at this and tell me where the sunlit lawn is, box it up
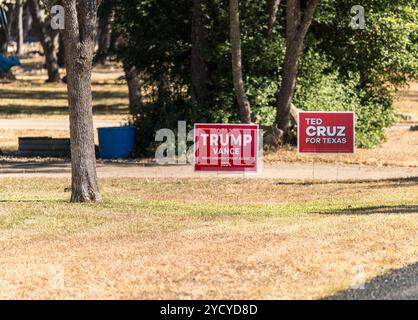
[0,177,417,299]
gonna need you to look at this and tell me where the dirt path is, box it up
[1,160,418,181]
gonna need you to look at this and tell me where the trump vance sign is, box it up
[194,124,259,172]
[298,111,355,154]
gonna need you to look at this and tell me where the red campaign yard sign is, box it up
[194,124,259,172]
[298,111,355,154]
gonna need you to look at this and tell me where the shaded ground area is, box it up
[0,55,129,118]
[0,55,130,152]
[327,262,418,300]
[0,177,418,299]
[0,82,129,117]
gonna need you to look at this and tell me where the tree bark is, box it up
[0,5,15,80]
[229,0,251,124]
[124,64,141,116]
[275,0,319,133]
[0,5,10,55]
[95,4,113,65]
[57,32,65,68]
[191,0,209,110]
[63,0,101,203]
[0,32,8,55]
[266,0,281,39]
[15,0,24,56]
[28,0,60,82]
[23,5,32,41]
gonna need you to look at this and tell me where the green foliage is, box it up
[306,0,417,146]
[294,50,396,148]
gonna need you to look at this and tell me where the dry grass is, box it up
[0,129,70,151]
[0,177,418,299]
[394,82,418,120]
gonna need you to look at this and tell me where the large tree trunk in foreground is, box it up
[63,0,101,203]
[230,0,251,124]
[275,0,319,134]
[191,0,209,110]
[266,0,281,38]
[28,0,60,82]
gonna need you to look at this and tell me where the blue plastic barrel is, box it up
[98,126,136,159]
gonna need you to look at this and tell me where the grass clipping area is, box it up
[0,177,418,299]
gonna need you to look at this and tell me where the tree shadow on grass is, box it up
[324,261,418,300]
[322,204,418,216]
[0,104,128,116]
[275,176,418,186]
[0,88,127,100]
[0,199,59,203]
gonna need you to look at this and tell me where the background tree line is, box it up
[1,0,417,151]
[111,0,417,152]
[0,0,417,202]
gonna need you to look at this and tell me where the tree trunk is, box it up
[0,6,15,80]
[57,33,65,68]
[275,41,300,131]
[0,33,8,55]
[15,0,24,56]
[95,5,113,65]
[23,5,32,40]
[124,64,141,116]
[63,0,101,203]
[275,0,319,133]
[109,26,120,53]
[0,5,9,55]
[27,0,60,83]
[266,0,281,38]
[191,0,209,110]
[229,0,251,124]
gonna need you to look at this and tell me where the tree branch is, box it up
[295,0,320,43]
[266,0,281,38]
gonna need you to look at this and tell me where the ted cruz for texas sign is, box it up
[298,111,355,154]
